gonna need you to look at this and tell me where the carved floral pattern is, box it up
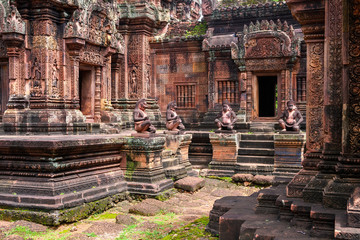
[348,0,360,153]
[307,42,324,151]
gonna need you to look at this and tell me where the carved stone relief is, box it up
[30,57,43,97]
[307,42,324,151]
[348,0,360,154]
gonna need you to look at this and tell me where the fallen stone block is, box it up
[115,215,138,225]
[253,175,275,186]
[232,173,254,183]
[174,176,205,192]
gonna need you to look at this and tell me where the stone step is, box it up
[236,163,274,175]
[238,148,274,156]
[335,211,360,239]
[237,155,274,164]
[240,140,274,149]
[253,222,315,240]
[221,207,278,240]
[241,134,274,141]
[207,194,259,236]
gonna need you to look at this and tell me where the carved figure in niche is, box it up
[279,100,303,132]
[133,98,156,133]
[215,100,237,131]
[51,59,59,97]
[145,68,151,97]
[30,57,42,97]
[129,68,137,98]
[166,101,185,132]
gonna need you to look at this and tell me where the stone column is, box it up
[286,0,325,198]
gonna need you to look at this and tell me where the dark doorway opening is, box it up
[79,69,94,119]
[258,76,277,117]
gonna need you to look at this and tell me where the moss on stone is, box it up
[0,193,128,226]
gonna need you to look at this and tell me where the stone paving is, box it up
[0,178,260,240]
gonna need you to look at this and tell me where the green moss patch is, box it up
[162,216,218,240]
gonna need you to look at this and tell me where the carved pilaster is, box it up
[207,50,216,110]
[2,32,25,108]
[320,0,343,173]
[111,53,123,104]
[95,67,101,122]
[286,0,325,198]
[65,38,85,106]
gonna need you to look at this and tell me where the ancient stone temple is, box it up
[206,0,360,238]
[4,0,360,237]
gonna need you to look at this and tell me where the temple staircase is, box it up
[236,133,275,175]
[207,184,360,240]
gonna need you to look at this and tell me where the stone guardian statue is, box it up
[279,100,303,132]
[133,98,156,133]
[215,101,237,131]
[166,101,185,132]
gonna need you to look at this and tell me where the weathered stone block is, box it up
[232,173,254,183]
[209,133,239,163]
[122,137,173,195]
[273,133,306,177]
[174,176,205,192]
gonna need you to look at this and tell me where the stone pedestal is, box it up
[0,135,128,225]
[161,133,193,180]
[273,133,306,178]
[208,133,239,176]
[122,137,173,195]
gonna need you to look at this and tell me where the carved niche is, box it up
[231,20,300,72]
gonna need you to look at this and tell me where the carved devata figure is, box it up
[166,101,185,132]
[30,57,42,97]
[279,100,303,132]
[133,99,156,133]
[215,100,237,131]
[51,59,59,98]
[129,68,137,99]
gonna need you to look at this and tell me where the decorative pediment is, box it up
[64,0,124,54]
[231,19,301,71]
[0,2,25,35]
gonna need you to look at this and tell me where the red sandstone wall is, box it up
[151,40,208,124]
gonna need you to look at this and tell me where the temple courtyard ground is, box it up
[0,177,260,240]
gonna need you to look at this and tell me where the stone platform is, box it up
[207,184,359,239]
[0,134,128,225]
